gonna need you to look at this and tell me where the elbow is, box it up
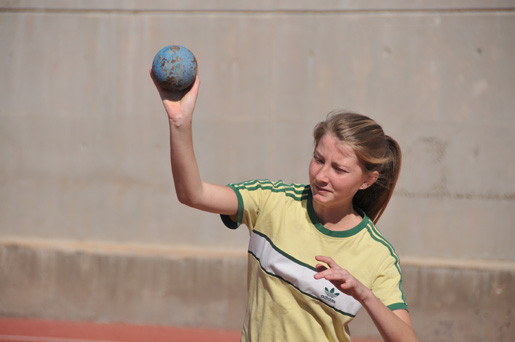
[175,191,203,209]
[173,181,208,210]
[176,192,194,207]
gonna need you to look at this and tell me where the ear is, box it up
[360,171,379,190]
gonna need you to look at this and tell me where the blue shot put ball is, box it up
[151,45,198,91]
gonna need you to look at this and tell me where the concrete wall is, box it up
[1,1,514,341]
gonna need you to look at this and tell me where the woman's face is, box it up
[309,134,374,211]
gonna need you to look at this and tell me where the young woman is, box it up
[151,73,417,342]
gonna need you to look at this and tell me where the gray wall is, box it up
[1,1,514,341]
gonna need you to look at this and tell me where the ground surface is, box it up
[0,317,381,342]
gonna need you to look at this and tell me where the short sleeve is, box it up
[220,180,270,231]
[221,184,244,229]
[371,254,409,311]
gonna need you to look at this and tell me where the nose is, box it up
[314,163,329,184]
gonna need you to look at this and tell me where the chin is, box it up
[312,194,331,206]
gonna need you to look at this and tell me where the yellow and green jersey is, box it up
[221,179,408,342]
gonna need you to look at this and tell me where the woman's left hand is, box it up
[314,255,370,303]
[314,255,418,342]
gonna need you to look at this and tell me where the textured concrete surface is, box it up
[0,239,247,329]
[1,1,514,341]
[1,239,514,341]
[1,1,514,255]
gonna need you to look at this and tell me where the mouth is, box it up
[312,183,331,194]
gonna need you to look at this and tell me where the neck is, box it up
[313,203,362,231]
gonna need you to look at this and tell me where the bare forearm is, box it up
[168,119,204,206]
[360,289,417,342]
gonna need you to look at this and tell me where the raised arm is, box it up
[150,71,238,216]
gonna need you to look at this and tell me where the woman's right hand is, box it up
[150,70,200,126]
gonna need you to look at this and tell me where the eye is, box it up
[313,154,323,164]
[332,163,349,174]
[334,167,348,174]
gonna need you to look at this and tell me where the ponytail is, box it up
[353,135,402,223]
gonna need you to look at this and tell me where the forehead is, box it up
[315,134,359,162]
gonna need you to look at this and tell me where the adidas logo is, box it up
[321,287,340,304]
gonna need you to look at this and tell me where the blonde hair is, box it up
[313,111,402,223]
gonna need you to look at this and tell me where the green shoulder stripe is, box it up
[230,179,309,201]
[364,223,407,305]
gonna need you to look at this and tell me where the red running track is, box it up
[0,317,380,342]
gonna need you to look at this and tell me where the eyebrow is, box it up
[313,150,351,169]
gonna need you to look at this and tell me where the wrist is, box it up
[168,114,191,128]
[356,286,375,305]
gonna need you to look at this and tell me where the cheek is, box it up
[339,176,365,195]
[308,162,314,180]
[308,160,318,179]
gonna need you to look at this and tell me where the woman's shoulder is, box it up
[360,219,400,262]
[230,179,309,197]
